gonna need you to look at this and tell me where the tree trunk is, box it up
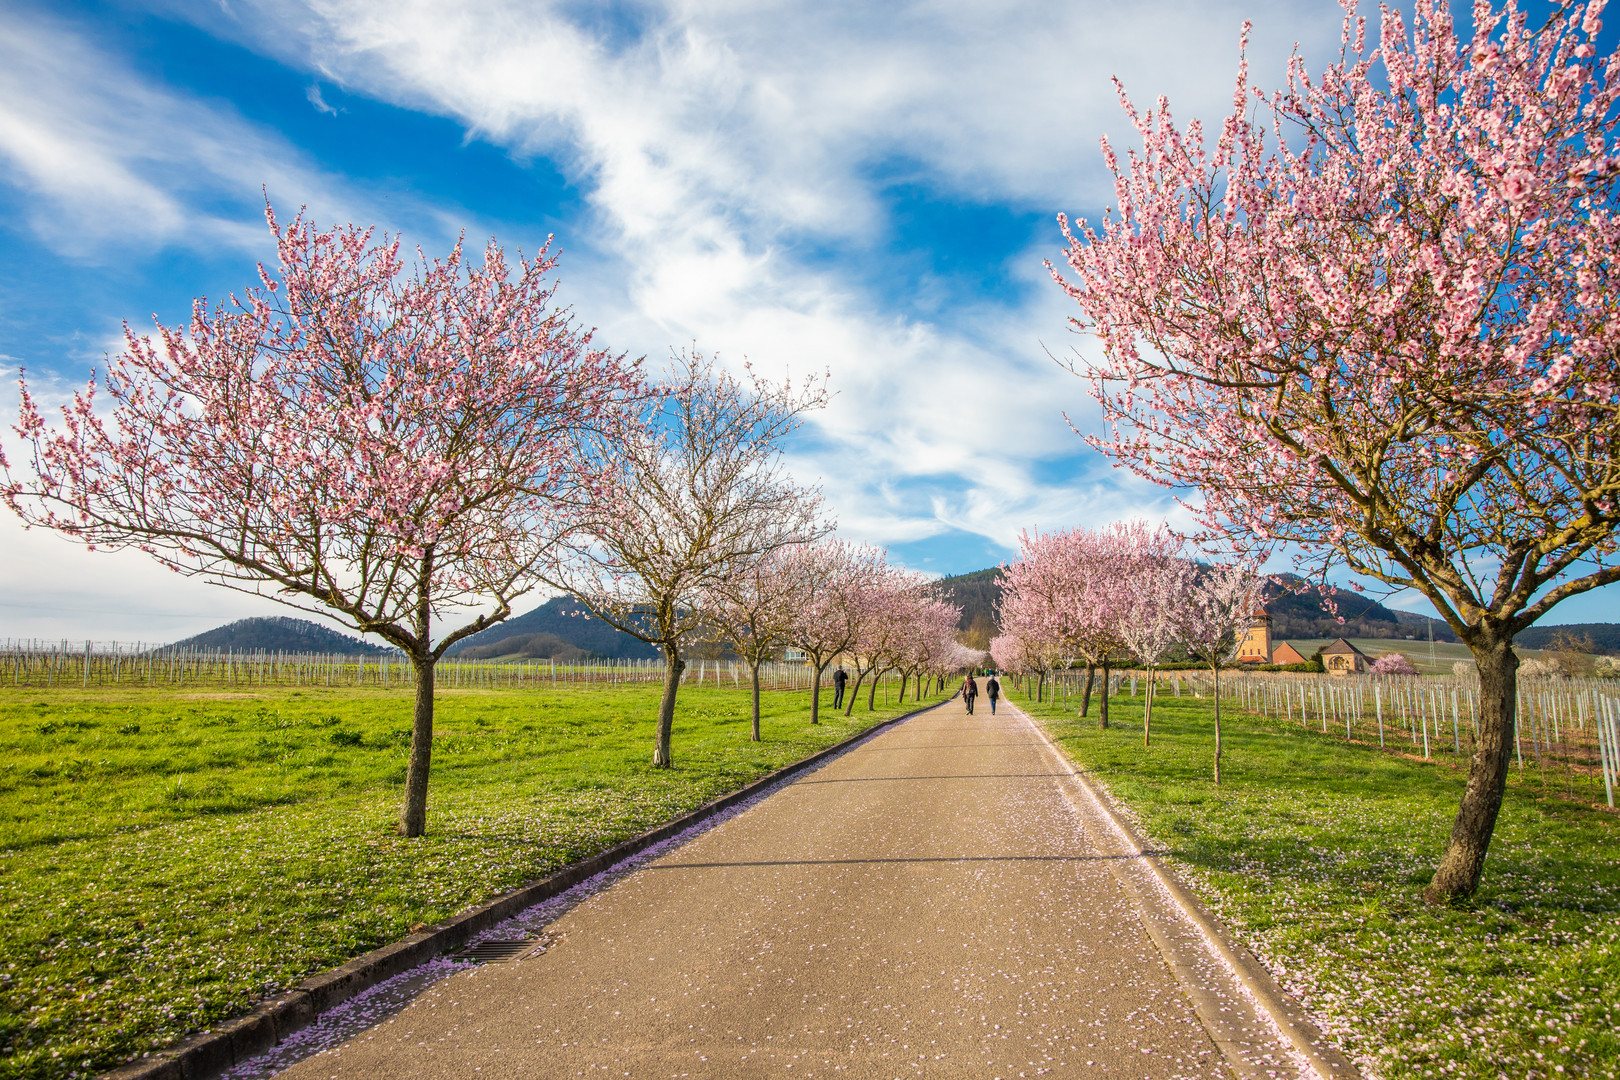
[1037,669,1046,703]
[845,671,866,716]
[1099,662,1111,729]
[399,651,435,837]
[1211,663,1222,784]
[898,670,908,705]
[1143,671,1154,747]
[654,650,685,766]
[750,660,762,742]
[1079,663,1096,717]
[868,669,883,711]
[1426,636,1518,902]
[810,661,828,724]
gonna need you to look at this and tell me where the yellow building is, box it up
[1319,637,1371,675]
[1235,610,1307,666]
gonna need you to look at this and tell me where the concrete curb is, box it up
[1015,704,1363,1080]
[102,699,945,1080]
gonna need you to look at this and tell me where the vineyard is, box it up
[1010,666,1620,809]
[1,640,840,693]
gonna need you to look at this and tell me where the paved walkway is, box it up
[271,698,1322,1079]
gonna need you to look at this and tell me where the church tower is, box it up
[1235,609,1273,664]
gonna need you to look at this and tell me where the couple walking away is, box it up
[832,665,848,709]
[960,672,1000,715]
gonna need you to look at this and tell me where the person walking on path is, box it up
[961,672,978,715]
[831,665,848,709]
[985,672,1001,714]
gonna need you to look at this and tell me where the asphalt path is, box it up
[270,695,1321,1079]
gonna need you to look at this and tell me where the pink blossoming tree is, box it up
[549,350,829,767]
[705,544,810,741]
[785,540,888,724]
[1053,0,1620,899]
[1371,651,1421,676]
[3,207,636,836]
[1114,527,1195,746]
[1179,561,1269,785]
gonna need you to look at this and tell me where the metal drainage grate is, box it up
[458,939,537,964]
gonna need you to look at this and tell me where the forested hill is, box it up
[443,596,660,660]
[1261,574,1435,641]
[163,616,389,654]
[930,568,1005,636]
[1515,622,1620,653]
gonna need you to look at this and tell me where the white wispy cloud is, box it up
[0,7,467,259]
[161,0,1343,553]
[306,83,339,115]
[0,0,1405,638]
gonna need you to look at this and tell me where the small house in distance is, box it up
[1320,637,1371,675]
[1235,610,1309,666]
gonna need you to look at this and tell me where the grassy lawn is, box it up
[1012,680,1620,1080]
[0,680,944,1080]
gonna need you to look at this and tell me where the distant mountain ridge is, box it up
[161,586,1616,658]
[163,616,389,654]
[443,596,660,659]
[924,564,1615,651]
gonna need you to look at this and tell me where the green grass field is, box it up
[0,680,944,1080]
[1012,680,1620,1080]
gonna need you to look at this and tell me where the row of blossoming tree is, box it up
[708,539,978,739]
[0,206,965,837]
[1047,0,1620,901]
[990,521,1264,783]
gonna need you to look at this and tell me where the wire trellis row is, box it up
[1005,663,1620,809]
[0,640,842,695]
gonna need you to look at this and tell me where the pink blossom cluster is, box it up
[1369,651,1420,675]
[765,540,974,720]
[992,520,1194,675]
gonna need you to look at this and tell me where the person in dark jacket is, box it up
[985,673,1001,714]
[832,665,848,709]
[961,673,979,714]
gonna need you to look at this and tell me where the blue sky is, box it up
[0,0,1614,641]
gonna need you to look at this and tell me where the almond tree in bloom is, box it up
[1180,561,1269,785]
[1089,520,1182,728]
[842,567,918,715]
[1052,0,1620,899]
[998,528,1097,705]
[898,597,968,703]
[786,540,888,724]
[550,350,829,767]
[705,544,808,741]
[1116,530,1196,746]
[3,208,633,837]
[1372,651,1421,675]
[989,631,1031,683]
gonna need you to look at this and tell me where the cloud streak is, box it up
[178,0,1339,557]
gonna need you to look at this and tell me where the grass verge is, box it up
[1011,681,1620,1080]
[0,680,944,1080]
